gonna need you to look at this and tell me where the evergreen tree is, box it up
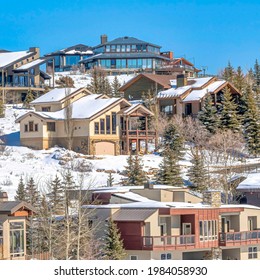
[219,87,240,132]
[233,66,246,93]
[163,123,184,159]
[104,219,125,260]
[157,149,183,187]
[187,148,208,192]
[111,76,121,97]
[198,95,219,134]
[15,176,26,201]
[237,84,250,123]
[107,172,114,187]
[49,174,64,214]
[24,89,35,108]
[25,177,40,208]
[254,59,260,87]
[123,155,146,186]
[243,87,260,156]
[222,61,235,83]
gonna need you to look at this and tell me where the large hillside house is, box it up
[157,74,241,117]
[119,73,177,101]
[0,47,52,103]
[44,44,93,72]
[16,87,156,155]
[80,35,171,74]
[0,192,35,260]
[85,187,260,260]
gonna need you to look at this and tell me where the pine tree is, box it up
[24,89,35,108]
[107,172,114,187]
[187,148,208,192]
[49,174,64,214]
[233,66,246,93]
[104,219,125,260]
[219,87,240,132]
[15,176,26,201]
[123,155,146,186]
[254,59,260,87]
[87,66,111,95]
[25,177,40,208]
[222,61,235,83]
[157,149,183,187]
[198,94,219,134]
[243,87,260,156]
[163,123,184,159]
[111,76,121,97]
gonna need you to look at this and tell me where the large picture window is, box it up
[47,122,56,132]
[10,222,25,257]
[100,119,105,134]
[199,220,218,241]
[112,112,117,134]
[106,115,111,134]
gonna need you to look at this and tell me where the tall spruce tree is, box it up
[163,123,184,159]
[111,76,121,97]
[15,176,26,201]
[233,66,246,93]
[198,94,219,134]
[187,148,208,192]
[24,89,35,108]
[104,219,125,260]
[243,87,260,156]
[222,61,235,83]
[123,154,146,186]
[157,149,183,187]
[219,87,240,132]
[107,172,114,187]
[49,174,64,214]
[25,177,40,208]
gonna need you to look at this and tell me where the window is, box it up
[199,220,218,241]
[106,45,110,52]
[47,122,55,132]
[185,103,192,115]
[126,45,130,52]
[112,112,117,134]
[111,45,116,52]
[24,124,28,132]
[121,45,126,52]
[29,121,34,132]
[106,115,111,134]
[130,256,138,260]
[10,222,25,257]
[100,119,105,134]
[116,45,120,52]
[161,105,173,115]
[34,124,38,132]
[94,122,99,134]
[0,223,3,259]
[42,107,51,112]
[161,253,171,260]
[249,247,258,259]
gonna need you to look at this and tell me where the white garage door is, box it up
[95,142,115,155]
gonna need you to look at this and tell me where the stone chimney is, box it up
[203,191,221,208]
[100,34,108,44]
[29,47,40,57]
[0,192,8,202]
[176,74,187,88]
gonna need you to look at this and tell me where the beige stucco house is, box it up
[16,87,155,155]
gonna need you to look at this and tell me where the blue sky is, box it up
[0,0,259,75]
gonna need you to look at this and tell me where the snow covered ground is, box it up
[52,71,135,88]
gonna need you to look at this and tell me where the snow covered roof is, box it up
[44,44,93,56]
[30,88,81,104]
[112,192,151,202]
[157,77,227,101]
[237,173,260,190]
[27,94,122,120]
[112,208,157,221]
[14,58,47,71]
[0,50,33,69]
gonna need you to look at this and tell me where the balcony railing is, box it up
[142,235,195,250]
[219,230,260,246]
[121,130,156,138]
[0,83,45,89]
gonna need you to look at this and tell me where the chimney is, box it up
[100,34,108,45]
[203,191,221,208]
[176,74,187,88]
[144,181,154,189]
[29,47,40,57]
[0,192,8,202]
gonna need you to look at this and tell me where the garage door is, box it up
[95,141,115,155]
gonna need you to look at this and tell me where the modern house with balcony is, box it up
[44,44,93,72]
[0,192,35,260]
[85,187,260,260]
[80,35,171,74]
[0,47,52,103]
[15,87,156,155]
[157,74,241,117]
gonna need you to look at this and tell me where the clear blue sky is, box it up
[0,0,259,75]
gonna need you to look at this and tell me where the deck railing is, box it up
[121,130,156,137]
[219,230,260,246]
